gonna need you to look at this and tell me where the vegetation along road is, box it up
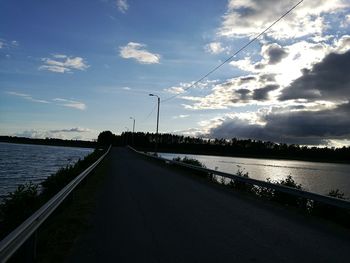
[69,147,350,262]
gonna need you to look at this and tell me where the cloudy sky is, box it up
[1,0,350,146]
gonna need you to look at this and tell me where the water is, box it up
[160,153,350,197]
[0,142,93,199]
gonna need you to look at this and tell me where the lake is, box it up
[0,142,93,199]
[160,152,350,198]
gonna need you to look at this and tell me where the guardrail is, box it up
[0,146,111,262]
[129,146,350,210]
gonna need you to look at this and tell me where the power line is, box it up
[162,0,304,103]
[140,103,158,123]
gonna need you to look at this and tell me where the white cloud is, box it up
[7,91,51,104]
[53,98,87,110]
[334,35,350,53]
[172,114,190,119]
[50,127,91,133]
[341,14,350,28]
[39,55,89,73]
[119,42,160,64]
[116,0,128,13]
[122,86,131,90]
[0,38,19,49]
[231,36,350,85]
[15,128,94,140]
[165,86,186,95]
[183,37,350,110]
[219,0,348,40]
[165,80,219,95]
[11,40,19,46]
[171,128,206,137]
[52,54,67,59]
[7,91,87,110]
[15,129,60,139]
[205,42,228,54]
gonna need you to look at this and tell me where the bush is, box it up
[255,178,275,200]
[173,157,205,167]
[228,169,254,192]
[254,175,308,209]
[172,156,209,178]
[0,182,40,236]
[328,189,345,199]
[271,175,308,208]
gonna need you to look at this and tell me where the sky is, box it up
[1,0,350,146]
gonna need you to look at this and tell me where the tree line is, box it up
[0,136,96,148]
[97,131,350,163]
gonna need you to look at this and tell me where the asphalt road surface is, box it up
[70,147,350,262]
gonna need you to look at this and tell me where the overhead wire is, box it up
[161,0,304,103]
[140,103,158,123]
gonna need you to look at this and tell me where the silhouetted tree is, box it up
[97,131,114,146]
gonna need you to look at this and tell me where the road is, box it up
[70,147,350,262]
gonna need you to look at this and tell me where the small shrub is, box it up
[229,169,254,192]
[255,178,275,200]
[173,157,209,178]
[219,176,226,185]
[328,189,345,199]
[273,175,307,208]
[0,182,40,236]
[173,157,205,167]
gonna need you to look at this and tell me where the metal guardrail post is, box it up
[0,146,111,262]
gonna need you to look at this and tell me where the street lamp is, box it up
[129,117,135,133]
[129,117,136,145]
[149,93,160,154]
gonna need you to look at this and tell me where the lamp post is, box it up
[129,117,135,145]
[149,93,160,154]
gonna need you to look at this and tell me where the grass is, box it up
[35,154,109,262]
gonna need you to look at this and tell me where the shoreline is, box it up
[137,147,350,165]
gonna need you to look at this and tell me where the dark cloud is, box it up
[211,49,350,145]
[280,50,350,101]
[254,62,265,70]
[252,84,279,101]
[259,74,276,82]
[264,103,350,138]
[239,76,256,84]
[265,44,288,64]
[233,89,251,102]
[209,103,350,145]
